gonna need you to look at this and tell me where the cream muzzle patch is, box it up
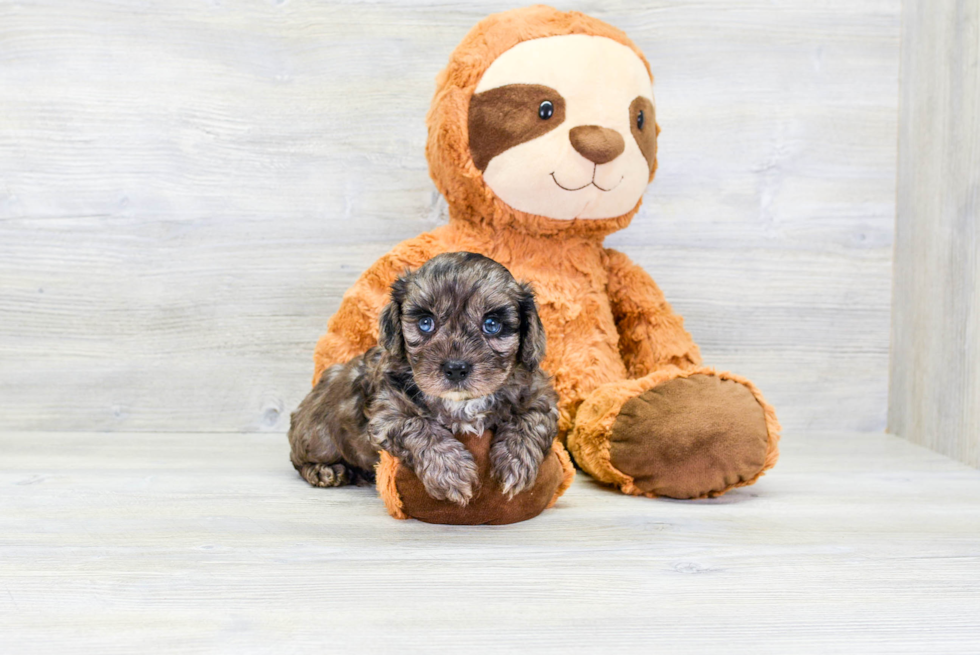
[468,34,657,221]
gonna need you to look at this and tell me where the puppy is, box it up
[288,252,559,505]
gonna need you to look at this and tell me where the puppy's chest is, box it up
[435,396,497,436]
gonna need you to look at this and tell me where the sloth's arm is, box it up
[604,248,701,378]
[312,235,441,384]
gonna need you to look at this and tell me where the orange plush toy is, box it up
[314,5,780,502]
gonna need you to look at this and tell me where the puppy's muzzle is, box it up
[441,360,472,382]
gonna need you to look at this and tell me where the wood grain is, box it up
[1,429,978,653]
[890,0,980,467]
[0,1,899,433]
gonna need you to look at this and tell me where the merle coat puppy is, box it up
[288,252,559,506]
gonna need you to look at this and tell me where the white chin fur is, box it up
[476,34,654,220]
[440,390,477,402]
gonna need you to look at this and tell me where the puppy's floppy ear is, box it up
[517,281,546,371]
[378,272,410,358]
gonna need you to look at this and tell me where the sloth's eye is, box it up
[482,317,502,335]
[538,100,554,120]
[417,316,435,333]
[636,109,645,131]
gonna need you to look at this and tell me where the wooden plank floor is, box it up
[1,430,978,654]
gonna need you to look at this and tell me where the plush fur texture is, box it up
[311,5,781,500]
[291,252,560,506]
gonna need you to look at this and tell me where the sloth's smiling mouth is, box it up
[550,167,624,193]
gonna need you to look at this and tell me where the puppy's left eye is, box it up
[418,316,435,333]
[482,317,502,335]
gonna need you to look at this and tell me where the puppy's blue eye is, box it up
[637,109,645,130]
[482,317,502,335]
[418,316,435,333]
[538,100,554,120]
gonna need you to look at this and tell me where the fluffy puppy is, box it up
[288,252,559,505]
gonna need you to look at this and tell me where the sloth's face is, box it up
[468,34,657,220]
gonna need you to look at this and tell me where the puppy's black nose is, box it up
[441,360,471,382]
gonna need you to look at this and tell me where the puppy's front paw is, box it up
[490,444,542,499]
[415,441,480,506]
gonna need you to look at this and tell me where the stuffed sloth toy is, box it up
[314,5,780,512]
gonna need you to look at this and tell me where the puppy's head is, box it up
[378,252,545,401]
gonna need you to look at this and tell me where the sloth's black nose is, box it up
[441,360,472,382]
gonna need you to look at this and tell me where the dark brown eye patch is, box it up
[468,84,566,171]
[629,95,657,174]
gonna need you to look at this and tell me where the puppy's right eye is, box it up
[417,316,435,333]
[482,317,502,335]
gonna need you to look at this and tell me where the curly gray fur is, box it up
[288,252,559,505]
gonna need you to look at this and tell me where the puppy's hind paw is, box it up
[299,463,351,488]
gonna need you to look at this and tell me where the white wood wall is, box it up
[0,0,899,434]
[890,0,980,467]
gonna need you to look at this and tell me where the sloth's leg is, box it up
[566,367,779,499]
